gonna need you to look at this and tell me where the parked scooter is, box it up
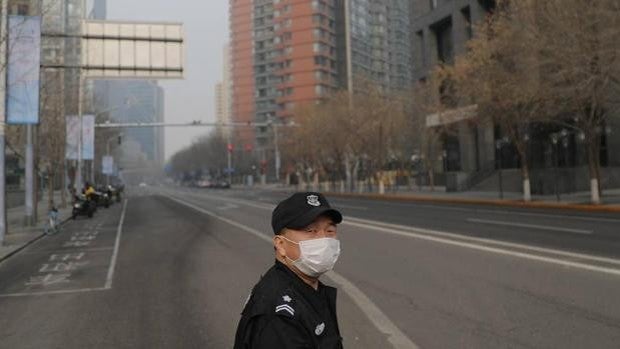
[113,184,124,203]
[72,194,97,219]
[94,186,112,208]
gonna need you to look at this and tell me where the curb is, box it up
[321,192,620,214]
[0,216,73,264]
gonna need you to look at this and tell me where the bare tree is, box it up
[534,0,620,204]
[443,0,556,201]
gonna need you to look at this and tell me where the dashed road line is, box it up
[105,199,128,289]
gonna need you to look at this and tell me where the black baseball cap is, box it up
[272,192,343,234]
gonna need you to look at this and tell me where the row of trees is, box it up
[281,81,413,193]
[436,0,620,203]
[280,0,620,203]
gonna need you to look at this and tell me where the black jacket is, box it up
[233,261,343,349]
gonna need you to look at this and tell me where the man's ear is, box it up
[273,234,287,257]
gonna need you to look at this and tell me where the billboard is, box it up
[65,116,80,160]
[82,115,95,160]
[81,20,184,79]
[102,156,114,175]
[65,115,96,160]
[6,16,41,124]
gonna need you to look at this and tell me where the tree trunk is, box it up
[352,160,360,193]
[344,155,352,192]
[428,166,435,192]
[587,138,601,204]
[516,142,532,202]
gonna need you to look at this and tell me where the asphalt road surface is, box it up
[1,186,619,349]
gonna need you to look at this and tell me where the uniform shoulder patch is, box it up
[275,303,295,317]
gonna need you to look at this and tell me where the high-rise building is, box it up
[343,0,412,91]
[215,44,232,139]
[230,0,255,151]
[229,0,413,151]
[107,80,166,166]
[90,0,107,19]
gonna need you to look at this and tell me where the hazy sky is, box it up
[108,0,229,160]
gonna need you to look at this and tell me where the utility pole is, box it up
[24,125,34,225]
[0,0,8,244]
[76,72,84,191]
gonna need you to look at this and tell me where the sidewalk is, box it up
[244,184,620,213]
[0,192,73,263]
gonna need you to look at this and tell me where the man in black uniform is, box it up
[234,192,344,349]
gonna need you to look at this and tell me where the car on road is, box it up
[139,182,148,188]
[196,179,212,188]
[212,180,231,189]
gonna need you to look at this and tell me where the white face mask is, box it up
[282,236,341,278]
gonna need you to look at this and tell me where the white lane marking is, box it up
[346,217,620,267]
[21,246,115,255]
[217,203,240,211]
[105,199,128,289]
[333,203,369,210]
[0,287,108,298]
[167,195,419,349]
[343,220,620,277]
[173,191,620,272]
[466,218,593,235]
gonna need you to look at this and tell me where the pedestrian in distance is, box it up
[234,192,344,349]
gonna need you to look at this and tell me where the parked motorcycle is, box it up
[72,195,97,219]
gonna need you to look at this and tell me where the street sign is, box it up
[102,156,114,175]
[7,16,41,124]
[81,20,184,79]
[224,167,235,174]
[65,115,95,160]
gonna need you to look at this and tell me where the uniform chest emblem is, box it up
[282,295,292,303]
[307,195,321,207]
[315,322,325,336]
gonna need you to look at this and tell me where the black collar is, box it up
[274,260,333,311]
[275,260,336,320]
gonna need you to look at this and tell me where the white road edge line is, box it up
[345,216,620,267]
[333,203,369,210]
[167,195,419,349]
[167,194,620,265]
[343,220,620,277]
[0,287,108,298]
[105,198,128,289]
[466,218,593,235]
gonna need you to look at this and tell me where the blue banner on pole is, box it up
[7,16,41,125]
